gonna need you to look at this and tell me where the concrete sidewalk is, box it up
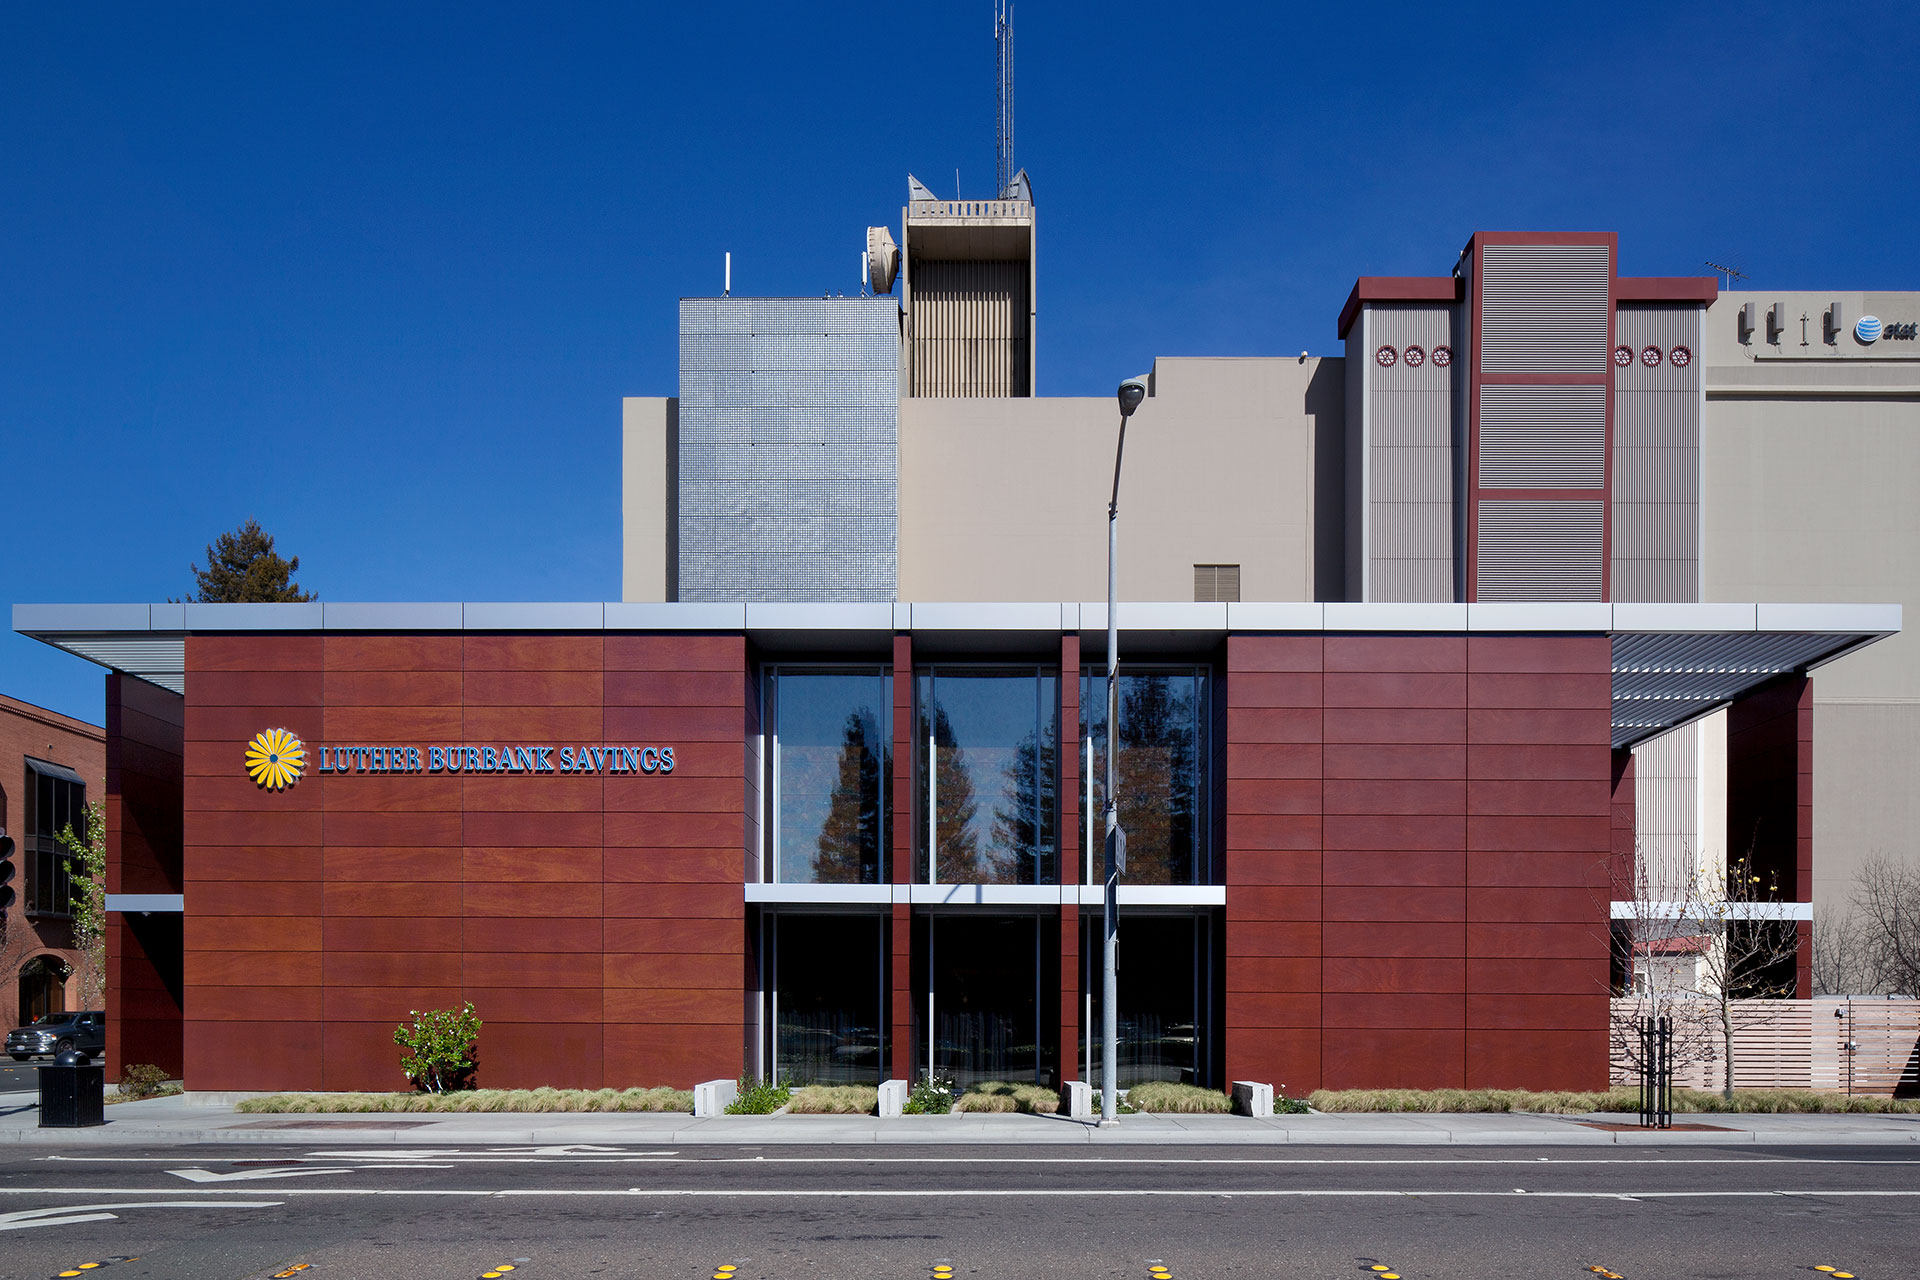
[4,1092,1919,1146]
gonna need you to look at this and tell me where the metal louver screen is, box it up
[1476,499,1604,601]
[910,259,1030,396]
[1193,564,1241,602]
[1479,244,1610,374]
[1477,384,1606,489]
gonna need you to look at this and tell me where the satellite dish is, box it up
[866,226,899,295]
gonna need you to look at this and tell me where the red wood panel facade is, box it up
[1224,632,1613,1093]
[100,678,178,1081]
[89,623,1733,1094]
[179,632,746,1092]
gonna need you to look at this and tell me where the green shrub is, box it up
[789,1084,880,1115]
[951,1080,1061,1114]
[118,1063,171,1100]
[1126,1081,1231,1114]
[724,1072,791,1115]
[1274,1094,1311,1115]
[393,1002,482,1093]
[903,1073,954,1114]
[233,1086,693,1114]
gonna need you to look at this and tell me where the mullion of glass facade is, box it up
[767,666,891,884]
[913,666,1058,885]
[1080,666,1208,885]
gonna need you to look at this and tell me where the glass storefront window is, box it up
[1082,913,1208,1089]
[914,666,1057,884]
[768,667,891,884]
[1081,667,1209,885]
[913,914,1060,1090]
[770,914,885,1084]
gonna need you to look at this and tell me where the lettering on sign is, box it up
[241,728,678,789]
[315,744,675,775]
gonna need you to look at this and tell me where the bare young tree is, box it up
[1852,852,1920,997]
[1604,839,1715,1085]
[1812,903,1881,997]
[1693,848,1802,1099]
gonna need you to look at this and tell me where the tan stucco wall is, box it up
[621,397,674,602]
[1701,300,1920,907]
[897,356,1343,602]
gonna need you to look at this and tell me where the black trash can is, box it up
[38,1049,106,1128]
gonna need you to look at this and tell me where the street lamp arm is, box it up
[1109,417,1129,516]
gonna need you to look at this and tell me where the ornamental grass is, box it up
[234,1086,694,1114]
[1124,1081,1233,1114]
[950,1081,1061,1114]
[787,1084,881,1114]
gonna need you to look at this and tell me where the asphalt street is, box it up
[0,1142,1915,1278]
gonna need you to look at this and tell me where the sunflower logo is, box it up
[244,728,307,791]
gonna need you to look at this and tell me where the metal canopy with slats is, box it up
[1609,628,1879,749]
[13,600,1899,750]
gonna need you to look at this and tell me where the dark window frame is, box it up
[24,761,85,920]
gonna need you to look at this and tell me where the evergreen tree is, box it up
[188,518,316,602]
[992,728,1057,883]
[811,710,885,883]
[923,703,979,880]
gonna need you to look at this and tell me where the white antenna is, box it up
[859,250,866,296]
[724,252,732,297]
[995,1,1015,198]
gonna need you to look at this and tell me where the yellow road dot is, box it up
[1382,1275,1401,1279]
[60,1273,83,1278]
[1833,1274,1854,1278]
[483,1273,502,1278]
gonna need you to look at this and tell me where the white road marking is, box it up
[38,1153,1920,1167]
[0,1200,280,1231]
[168,1167,355,1183]
[4,1186,1920,1201]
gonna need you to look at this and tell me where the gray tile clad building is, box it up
[675,297,900,602]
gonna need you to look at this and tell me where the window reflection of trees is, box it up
[770,668,890,885]
[1084,670,1206,885]
[808,709,885,883]
[917,669,1057,885]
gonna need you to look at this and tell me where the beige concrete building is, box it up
[622,204,1919,939]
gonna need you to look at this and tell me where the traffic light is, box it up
[0,830,16,912]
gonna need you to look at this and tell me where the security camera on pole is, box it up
[1102,374,1150,1126]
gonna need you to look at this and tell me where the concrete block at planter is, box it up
[694,1078,739,1117]
[1231,1080,1274,1118]
[1065,1080,1093,1120]
[878,1079,908,1118]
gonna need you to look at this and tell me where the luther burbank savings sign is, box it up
[244,727,674,791]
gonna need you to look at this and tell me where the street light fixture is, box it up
[1102,374,1149,1125]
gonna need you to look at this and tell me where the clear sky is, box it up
[3,2,1915,725]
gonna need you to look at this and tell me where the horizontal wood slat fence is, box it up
[1609,999,1920,1095]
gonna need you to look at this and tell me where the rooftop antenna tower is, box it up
[1704,259,1748,290]
[995,2,1014,198]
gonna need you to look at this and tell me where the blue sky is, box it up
[3,2,1915,724]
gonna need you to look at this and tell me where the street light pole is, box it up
[1103,375,1149,1126]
